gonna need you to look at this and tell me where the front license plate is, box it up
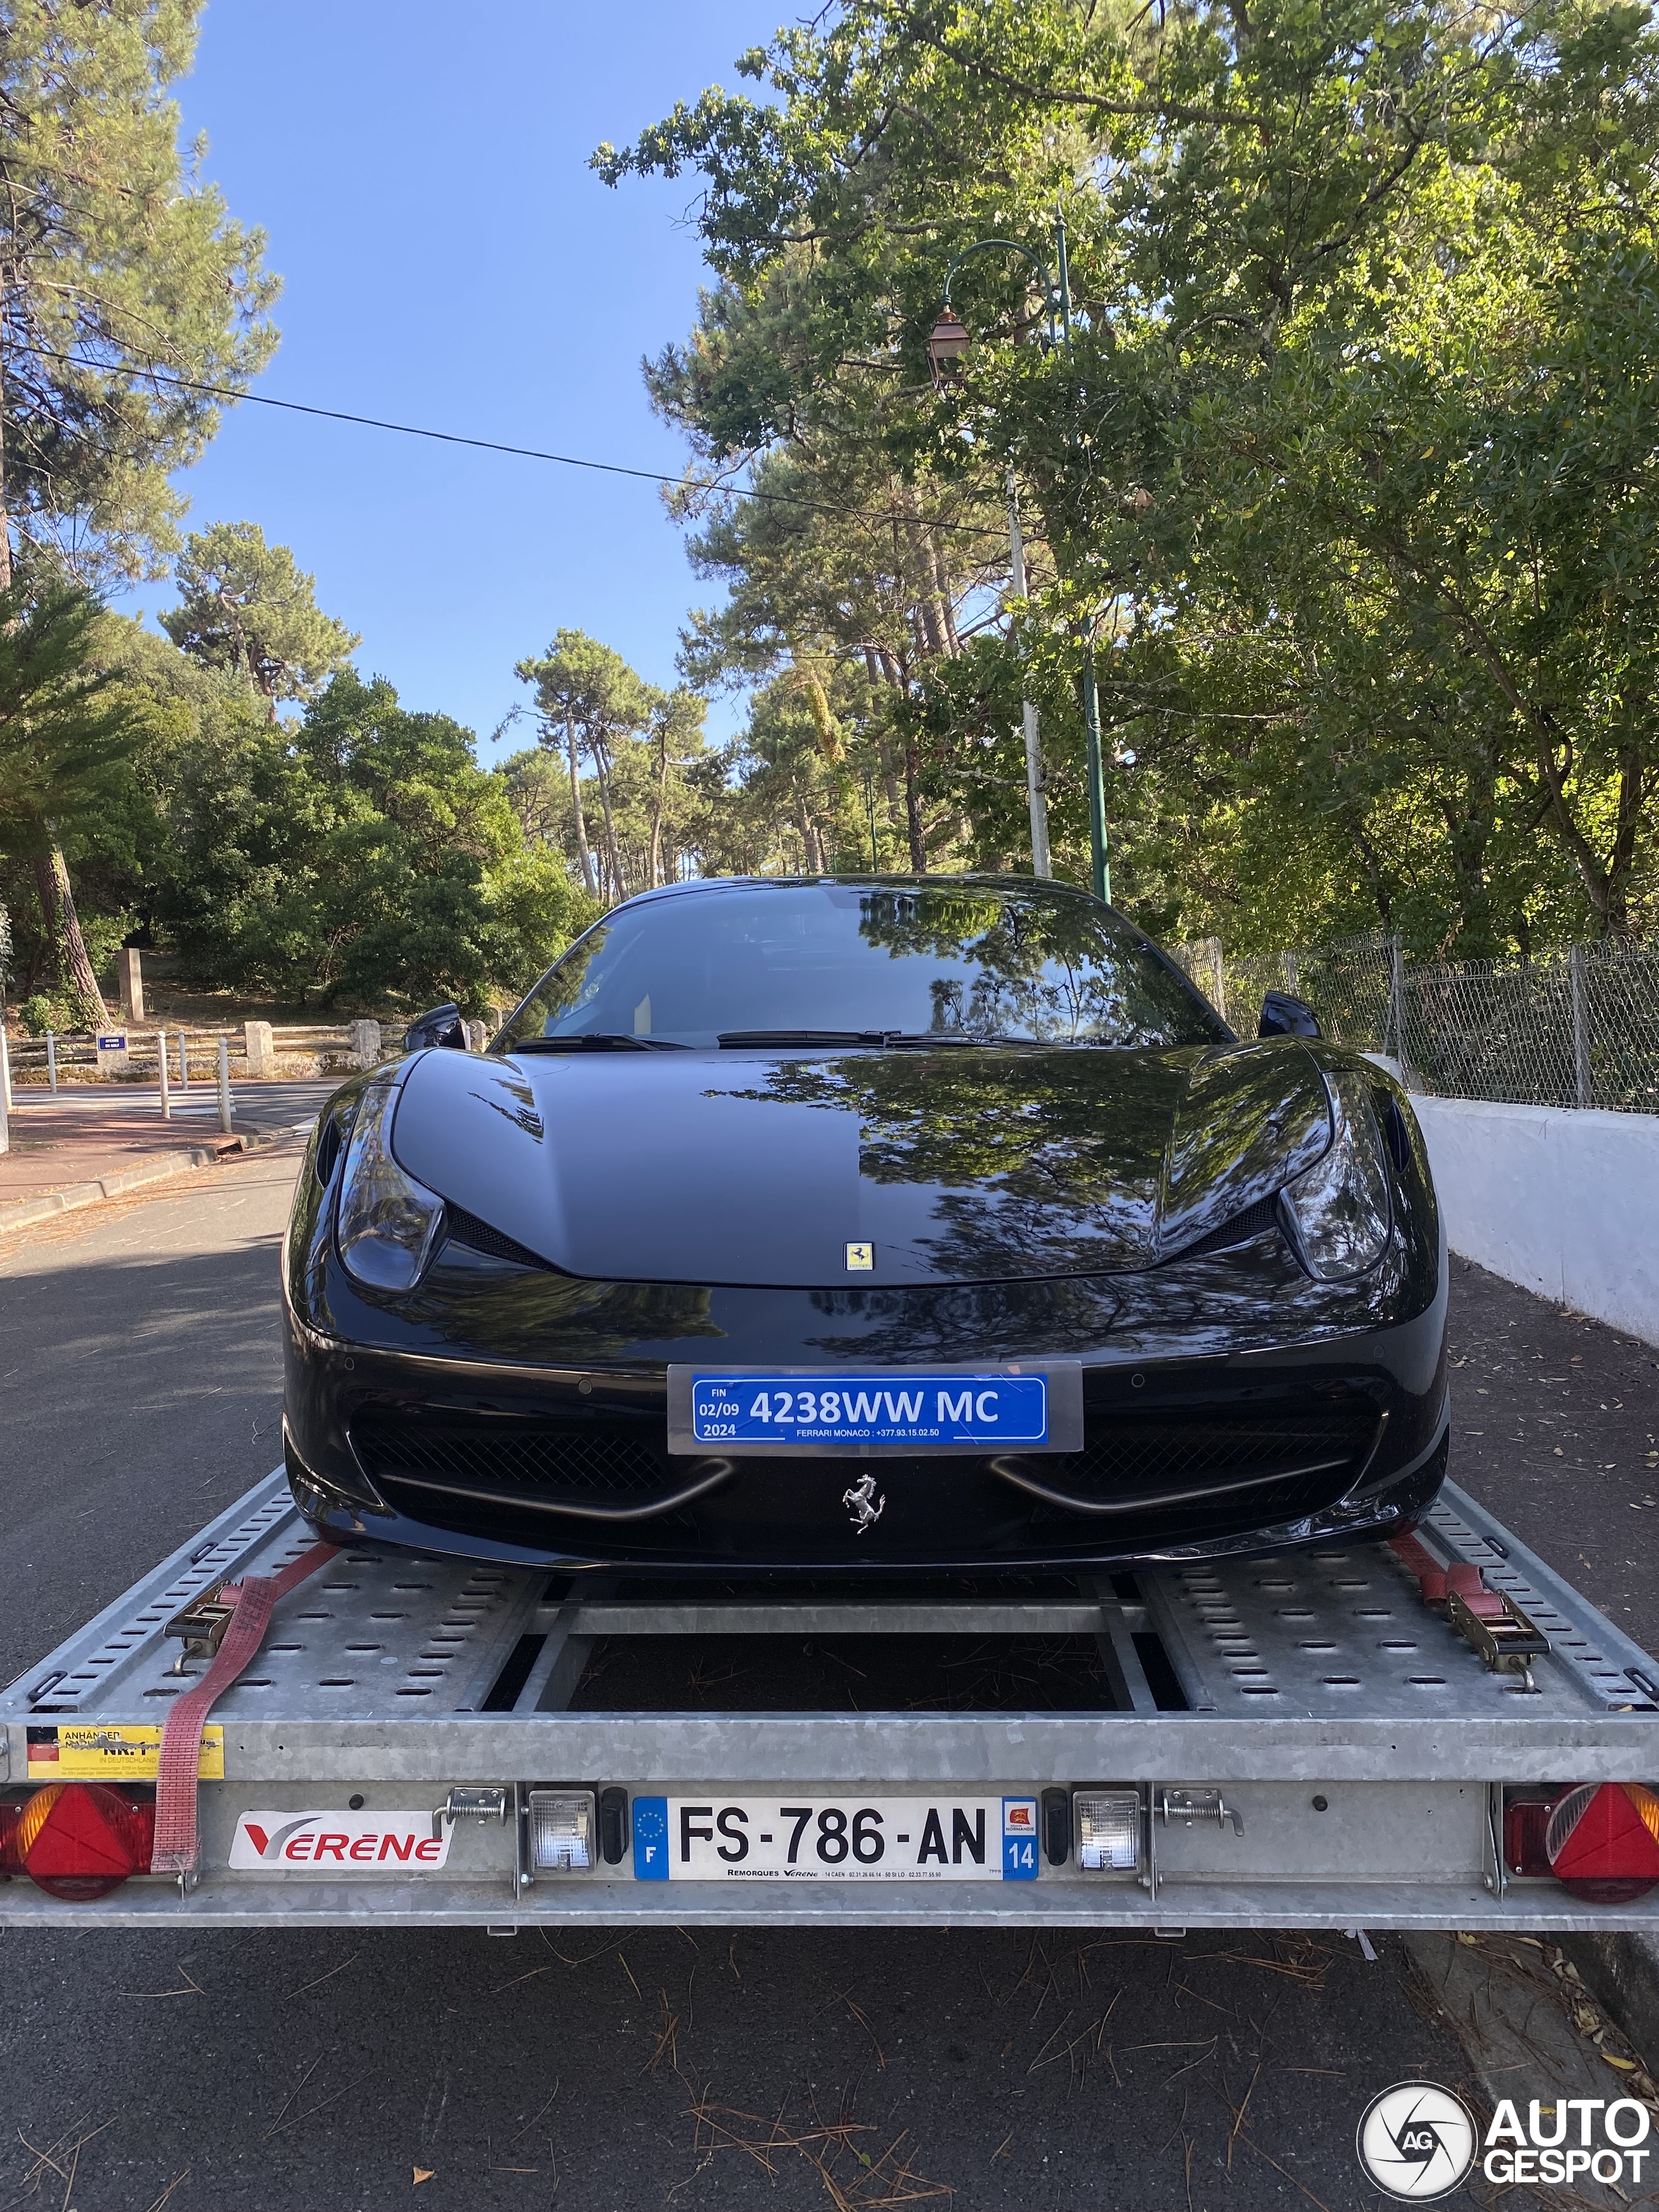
[632,1795,1040,1881]
[667,1364,1082,1454]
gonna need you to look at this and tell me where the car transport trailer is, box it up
[5,1469,1659,1931]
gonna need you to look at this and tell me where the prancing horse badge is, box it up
[842,1472,885,1535]
[844,1241,874,1272]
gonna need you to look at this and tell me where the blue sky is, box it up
[122,0,774,757]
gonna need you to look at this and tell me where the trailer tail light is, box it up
[529,1790,594,1870]
[1503,1793,1555,1877]
[0,1784,156,1900]
[1074,1790,1141,1871]
[1546,1784,1659,1903]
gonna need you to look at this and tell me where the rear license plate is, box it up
[632,1795,1039,1881]
[667,1364,1082,1454]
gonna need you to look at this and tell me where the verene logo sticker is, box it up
[230,1810,450,1870]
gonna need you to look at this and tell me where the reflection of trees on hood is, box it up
[804,1279,1124,1365]
[723,1034,1333,1275]
[911,1187,1148,1281]
[855,889,1218,1047]
[802,1231,1371,1366]
[405,1267,722,1363]
[725,1048,1198,1202]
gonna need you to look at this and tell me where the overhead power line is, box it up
[21,345,1008,546]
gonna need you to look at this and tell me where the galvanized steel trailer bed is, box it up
[4,1471,1658,1931]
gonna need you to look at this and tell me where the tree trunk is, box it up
[649,720,668,889]
[903,741,926,873]
[0,306,10,593]
[564,717,596,896]
[594,740,625,902]
[34,845,109,1029]
[929,534,960,655]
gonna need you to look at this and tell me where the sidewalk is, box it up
[0,1080,338,1233]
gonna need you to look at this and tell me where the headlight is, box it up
[1281,1070,1391,1279]
[335,1080,445,1290]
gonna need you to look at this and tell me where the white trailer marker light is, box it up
[529,1790,595,1870]
[1074,1790,1141,1870]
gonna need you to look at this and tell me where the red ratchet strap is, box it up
[1389,1530,1549,1682]
[1389,1531,1489,1609]
[151,1539,338,1881]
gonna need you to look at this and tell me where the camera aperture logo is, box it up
[1356,2083,1478,2201]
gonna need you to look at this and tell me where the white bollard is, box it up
[216,1034,233,1134]
[178,1030,189,1089]
[46,1031,56,1093]
[157,1027,170,1120]
[0,1026,9,1156]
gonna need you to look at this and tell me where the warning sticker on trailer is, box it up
[26,1724,224,1780]
[229,1811,453,1870]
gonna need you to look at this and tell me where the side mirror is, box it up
[404,1001,465,1052]
[1259,991,1321,1040]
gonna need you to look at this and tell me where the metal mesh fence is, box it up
[1169,933,1659,1115]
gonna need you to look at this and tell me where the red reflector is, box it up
[1504,1795,1555,1877]
[1546,1783,1659,1903]
[12,1784,156,1901]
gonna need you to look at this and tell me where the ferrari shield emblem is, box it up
[844,1241,874,1271]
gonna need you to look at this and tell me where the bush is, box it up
[19,993,68,1036]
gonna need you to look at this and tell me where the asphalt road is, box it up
[1,1150,1654,2212]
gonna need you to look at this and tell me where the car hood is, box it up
[389,1039,1333,1288]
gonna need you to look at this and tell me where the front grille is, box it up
[1001,1403,1380,1508]
[352,1410,669,1498]
[1022,1465,1359,1549]
[347,1393,1385,1563]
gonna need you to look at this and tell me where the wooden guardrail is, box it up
[6,1020,410,1086]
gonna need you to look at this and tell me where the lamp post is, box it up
[927,216,1111,905]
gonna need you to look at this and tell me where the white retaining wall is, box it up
[1410,1095,1659,1345]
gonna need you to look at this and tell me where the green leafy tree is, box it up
[157,671,590,1008]
[0,582,158,1023]
[602,0,1659,951]
[160,521,359,718]
[514,629,658,900]
[0,0,279,588]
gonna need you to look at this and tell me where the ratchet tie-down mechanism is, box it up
[1389,1531,1549,1690]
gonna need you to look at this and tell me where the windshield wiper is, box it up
[719,1029,889,1049]
[515,1032,689,1053]
[717,1029,988,1050]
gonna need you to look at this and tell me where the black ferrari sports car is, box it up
[282,875,1448,1574]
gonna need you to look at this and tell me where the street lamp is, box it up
[925,312,971,384]
[929,216,1111,906]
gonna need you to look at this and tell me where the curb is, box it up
[1559,1931,1659,2069]
[0,1128,277,1238]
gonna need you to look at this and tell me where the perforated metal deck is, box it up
[5,1473,1658,1930]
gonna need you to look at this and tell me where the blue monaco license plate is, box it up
[666,1363,1083,1455]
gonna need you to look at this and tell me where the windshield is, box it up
[495,882,1228,1052]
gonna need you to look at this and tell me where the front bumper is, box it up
[283,1273,1450,1575]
